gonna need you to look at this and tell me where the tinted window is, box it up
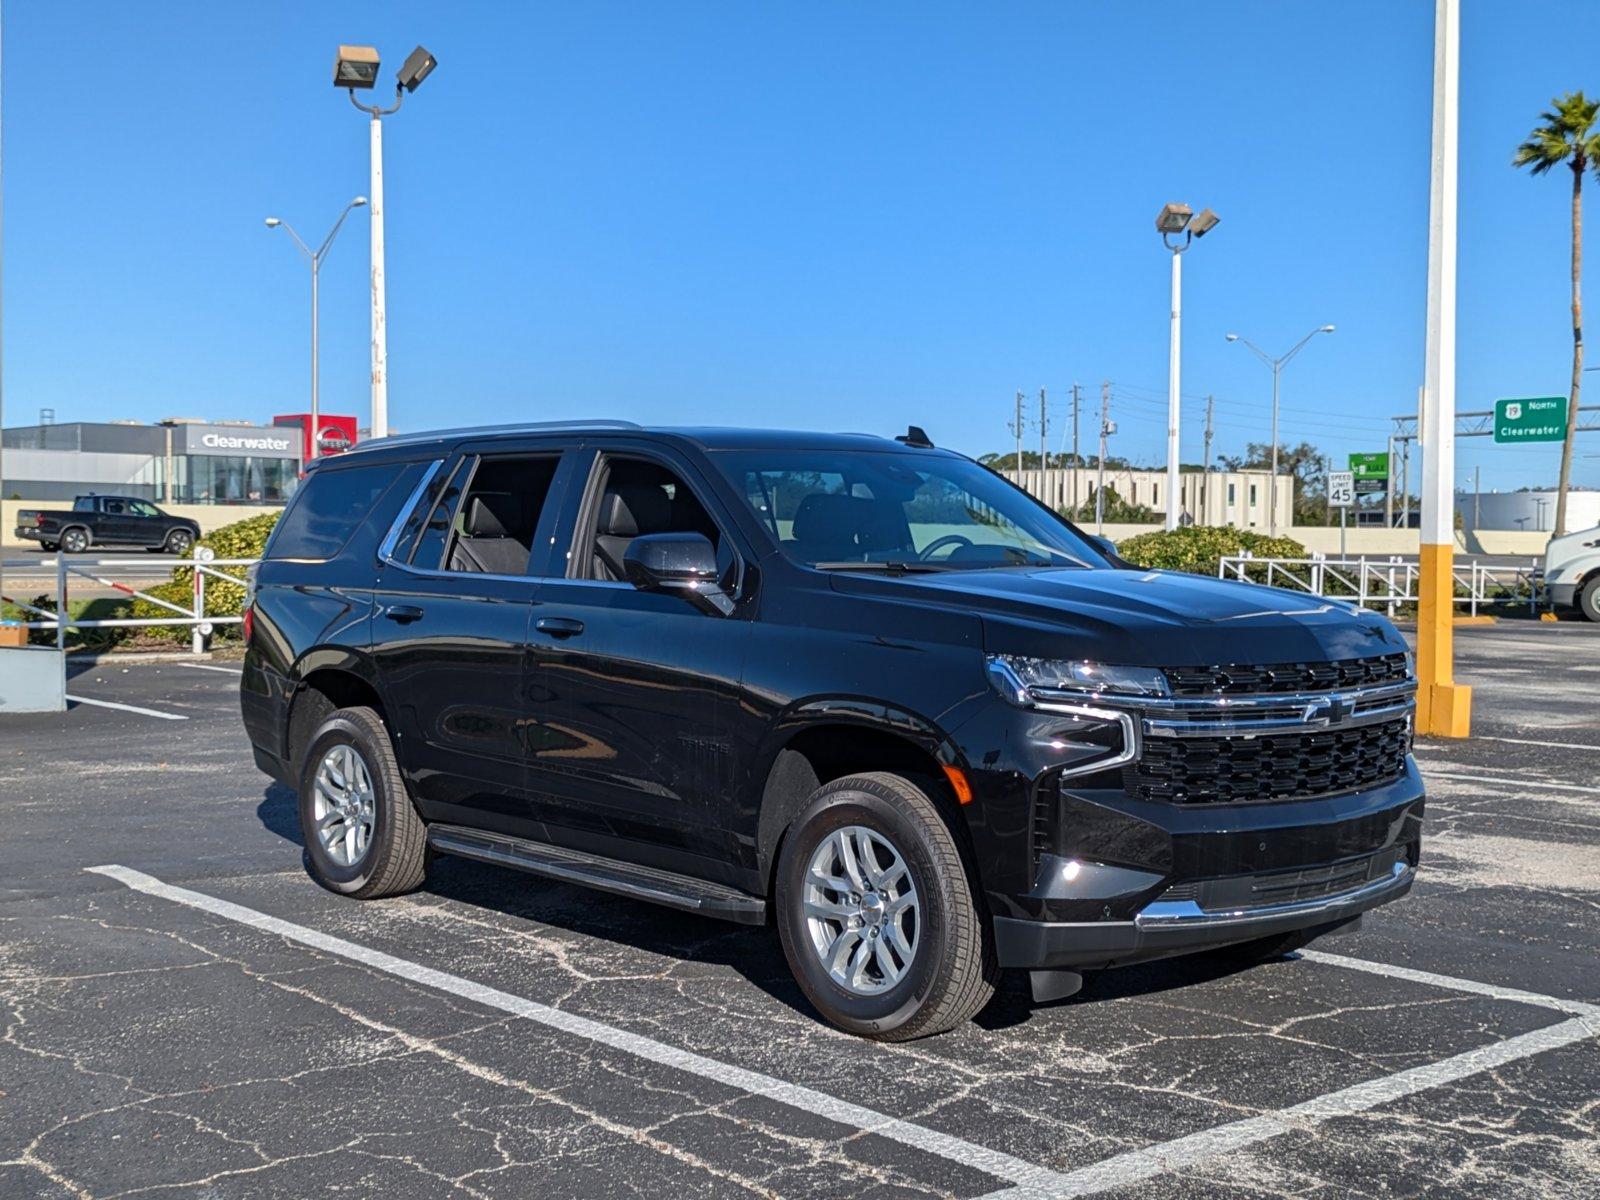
[444,455,561,576]
[719,449,1107,569]
[267,463,401,560]
[408,460,469,569]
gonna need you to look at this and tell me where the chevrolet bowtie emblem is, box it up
[1307,696,1355,724]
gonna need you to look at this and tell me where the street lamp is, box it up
[334,43,438,441]
[265,197,368,461]
[1225,324,1335,535]
[1156,202,1220,531]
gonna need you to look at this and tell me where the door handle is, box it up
[535,616,585,638]
[383,604,425,623]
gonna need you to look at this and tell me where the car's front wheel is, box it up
[163,528,194,555]
[775,772,996,1040]
[298,706,427,899]
[1577,574,1600,623]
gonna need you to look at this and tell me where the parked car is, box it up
[14,495,200,554]
[240,422,1424,1039]
[1542,523,1600,621]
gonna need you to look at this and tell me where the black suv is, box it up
[241,422,1422,1039]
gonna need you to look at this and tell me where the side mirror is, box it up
[622,532,734,616]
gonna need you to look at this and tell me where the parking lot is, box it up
[2,626,1597,1199]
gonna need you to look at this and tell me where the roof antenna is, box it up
[895,425,933,448]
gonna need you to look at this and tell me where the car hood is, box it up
[828,565,1408,665]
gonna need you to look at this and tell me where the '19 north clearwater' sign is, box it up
[1494,397,1568,444]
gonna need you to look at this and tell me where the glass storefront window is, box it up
[171,455,300,505]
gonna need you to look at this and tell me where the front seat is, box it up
[593,482,674,580]
[790,493,871,562]
[452,492,532,575]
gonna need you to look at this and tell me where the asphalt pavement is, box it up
[0,631,1597,1199]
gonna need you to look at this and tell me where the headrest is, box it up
[597,482,672,538]
[464,492,520,538]
[792,493,867,546]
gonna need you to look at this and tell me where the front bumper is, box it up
[994,853,1414,969]
[1549,581,1578,608]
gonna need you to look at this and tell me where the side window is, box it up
[131,501,160,518]
[74,497,95,512]
[441,454,562,576]
[582,456,727,583]
[103,499,127,515]
[267,463,402,561]
[407,460,470,570]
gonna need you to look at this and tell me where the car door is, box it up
[369,439,581,838]
[127,500,167,546]
[96,498,140,544]
[524,442,755,885]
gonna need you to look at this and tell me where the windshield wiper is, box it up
[812,560,954,574]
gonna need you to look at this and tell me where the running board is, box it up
[426,825,769,925]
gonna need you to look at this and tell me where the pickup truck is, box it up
[14,495,200,555]
[1543,523,1600,621]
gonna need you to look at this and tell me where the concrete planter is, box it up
[0,645,67,713]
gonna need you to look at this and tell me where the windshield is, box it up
[714,449,1108,570]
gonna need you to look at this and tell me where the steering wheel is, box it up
[917,534,975,561]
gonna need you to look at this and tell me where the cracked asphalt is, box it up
[2,627,1598,1199]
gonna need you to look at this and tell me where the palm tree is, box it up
[1514,92,1600,536]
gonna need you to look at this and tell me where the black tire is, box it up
[775,772,997,1040]
[60,527,90,554]
[164,528,194,555]
[40,541,59,553]
[297,706,427,899]
[1578,575,1600,623]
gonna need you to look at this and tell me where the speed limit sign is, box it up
[1328,470,1356,508]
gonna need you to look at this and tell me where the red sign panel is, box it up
[272,413,360,461]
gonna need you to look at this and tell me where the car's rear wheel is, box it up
[164,528,194,555]
[298,706,427,899]
[775,772,996,1040]
[60,527,90,553]
[40,541,59,552]
[1577,574,1600,623]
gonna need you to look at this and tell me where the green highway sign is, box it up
[1494,396,1568,444]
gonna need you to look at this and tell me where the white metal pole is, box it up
[1165,250,1182,531]
[369,113,388,439]
[1269,362,1281,535]
[1417,0,1468,736]
[309,257,320,461]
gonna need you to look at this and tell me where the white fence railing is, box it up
[1217,553,1543,617]
[1,553,259,653]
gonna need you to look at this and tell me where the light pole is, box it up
[1224,324,1335,535]
[334,44,438,440]
[1156,202,1219,531]
[265,198,368,462]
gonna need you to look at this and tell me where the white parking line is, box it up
[1302,949,1600,1017]
[179,663,243,676]
[1424,770,1600,796]
[1463,735,1600,752]
[65,695,188,721]
[971,1015,1598,1200]
[83,864,1061,1191]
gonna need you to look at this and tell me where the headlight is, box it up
[986,655,1169,705]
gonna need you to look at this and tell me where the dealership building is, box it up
[1,415,358,505]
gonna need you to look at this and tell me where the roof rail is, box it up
[346,419,642,453]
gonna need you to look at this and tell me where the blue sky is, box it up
[4,1,1600,491]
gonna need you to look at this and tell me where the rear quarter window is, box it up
[266,462,404,561]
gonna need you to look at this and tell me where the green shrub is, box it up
[129,510,280,640]
[1115,526,1308,582]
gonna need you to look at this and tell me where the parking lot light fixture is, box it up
[339,43,439,441]
[1225,325,1336,535]
[264,197,370,461]
[1158,202,1219,530]
[333,45,380,89]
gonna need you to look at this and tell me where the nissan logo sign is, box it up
[316,426,353,453]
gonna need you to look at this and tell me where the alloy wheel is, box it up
[312,743,377,867]
[803,825,919,995]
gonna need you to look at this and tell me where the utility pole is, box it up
[1038,388,1049,506]
[1416,0,1470,737]
[1009,390,1025,477]
[1071,383,1082,514]
[1202,395,1215,522]
[1096,382,1113,534]
[1385,433,1396,528]
[1473,464,1481,530]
